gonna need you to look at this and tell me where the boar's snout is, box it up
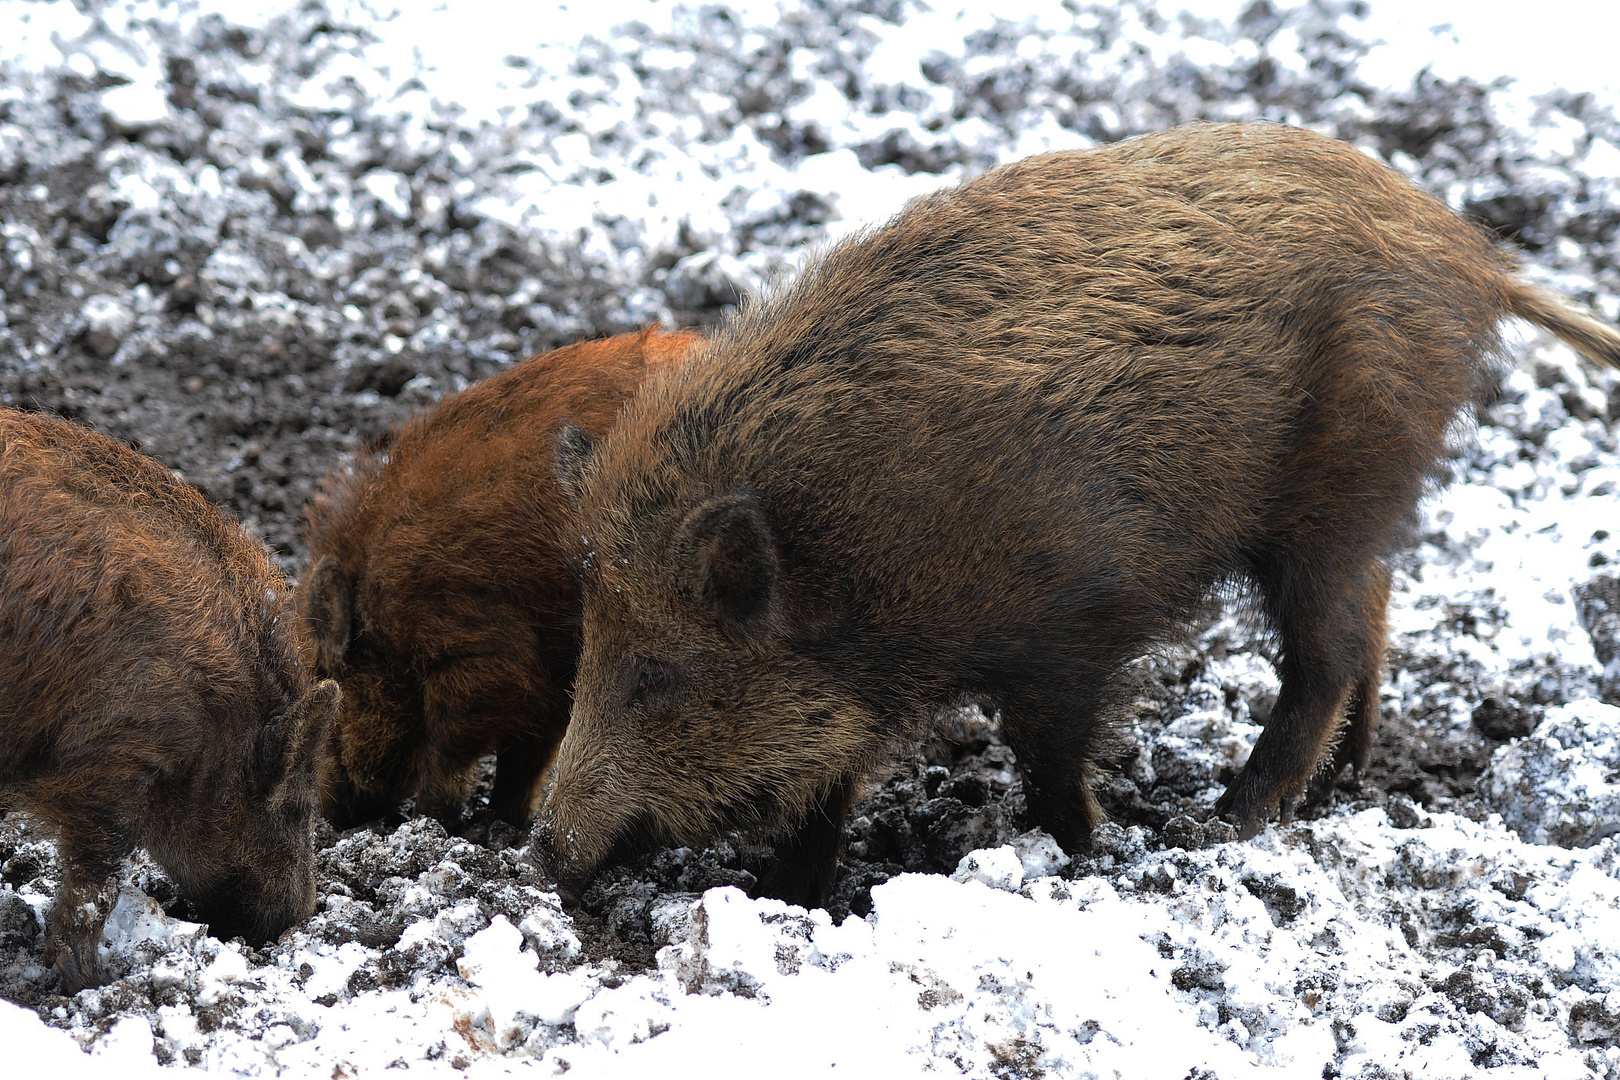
[531,790,625,902]
[532,723,649,900]
[525,820,589,904]
[192,677,338,943]
[182,832,318,947]
[189,874,315,946]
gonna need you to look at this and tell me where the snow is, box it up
[1483,699,1620,847]
[2,0,1620,1076]
[1173,0,1620,101]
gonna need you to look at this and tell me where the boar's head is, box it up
[535,422,881,894]
[301,547,564,827]
[157,678,339,944]
[300,554,433,824]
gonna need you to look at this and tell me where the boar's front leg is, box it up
[755,775,859,909]
[44,829,124,993]
[998,687,1106,855]
[323,770,402,831]
[489,728,564,828]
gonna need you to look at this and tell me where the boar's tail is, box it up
[1508,281,1620,369]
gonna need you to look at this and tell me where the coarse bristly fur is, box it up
[0,409,338,992]
[299,327,700,829]
[536,122,1620,909]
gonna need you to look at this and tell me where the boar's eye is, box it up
[628,659,674,706]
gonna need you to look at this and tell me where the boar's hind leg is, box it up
[44,831,124,993]
[1306,564,1391,806]
[1216,553,1390,837]
[755,774,859,910]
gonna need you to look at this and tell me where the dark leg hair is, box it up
[756,773,860,909]
[998,685,1106,854]
[1217,549,1387,836]
[490,727,563,827]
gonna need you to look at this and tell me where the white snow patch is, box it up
[1484,699,1620,847]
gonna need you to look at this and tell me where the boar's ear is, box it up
[303,556,352,673]
[673,493,778,640]
[554,424,595,504]
[282,679,340,780]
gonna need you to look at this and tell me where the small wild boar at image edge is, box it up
[0,408,338,992]
[537,121,1620,908]
[300,326,700,829]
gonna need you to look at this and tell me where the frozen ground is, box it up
[2,0,1620,1076]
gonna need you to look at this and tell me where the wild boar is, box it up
[537,122,1620,907]
[0,408,338,991]
[300,326,700,829]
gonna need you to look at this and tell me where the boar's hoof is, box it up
[1276,793,1301,827]
[1211,782,1276,842]
[754,855,838,911]
[475,817,528,853]
[1304,761,1357,808]
[1229,815,1265,842]
[50,937,100,995]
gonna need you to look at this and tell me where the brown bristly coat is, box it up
[301,326,701,827]
[538,122,1620,907]
[0,408,336,990]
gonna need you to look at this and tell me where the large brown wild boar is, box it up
[538,122,1620,907]
[0,409,338,991]
[300,326,700,828]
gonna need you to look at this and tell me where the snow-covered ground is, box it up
[2,1,1620,1076]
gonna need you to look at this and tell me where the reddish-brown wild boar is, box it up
[0,409,338,991]
[300,326,700,828]
[538,122,1620,907]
